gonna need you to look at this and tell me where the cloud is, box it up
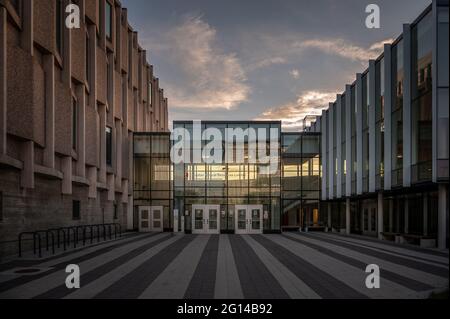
[246,56,287,71]
[289,69,300,79]
[157,15,250,109]
[295,38,393,63]
[256,90,339,131]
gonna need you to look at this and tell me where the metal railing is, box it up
[18,223,122,258]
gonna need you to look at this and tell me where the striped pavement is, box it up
[0,232,447,299]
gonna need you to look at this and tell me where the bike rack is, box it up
[18,223,122,258]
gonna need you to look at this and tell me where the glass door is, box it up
[248,205,263,234]
[235,206,248,234]
[139,206,151,232]
[150,206,163,232]
[192,206,205,234]
[207,206,220,234]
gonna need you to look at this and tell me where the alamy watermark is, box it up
[171,121,280,175]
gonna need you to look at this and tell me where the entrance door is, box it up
[139,206,164,232]
[235,205,263,234]
[192,205,220,234]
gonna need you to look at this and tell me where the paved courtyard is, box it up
[0,232,448,299]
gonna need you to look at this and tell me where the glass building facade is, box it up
[307,3,449,249]
[133,121,321,234]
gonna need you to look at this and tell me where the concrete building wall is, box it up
[0,0,169,259]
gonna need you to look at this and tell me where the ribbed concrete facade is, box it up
[0,0,169,258]
[306,1,448,249]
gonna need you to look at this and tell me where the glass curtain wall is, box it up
[391,40,404,187]
[134,134,172,230]
[173,122,282,233]
[411,11,433,183]
[376,58,385,190]
[281,133,322,230]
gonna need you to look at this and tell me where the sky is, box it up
[121,0,431,131]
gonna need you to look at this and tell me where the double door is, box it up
[192,205,220,234]
[235,205,263,234]
[139,206,163,232]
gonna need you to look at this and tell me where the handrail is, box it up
[18,223,122,258]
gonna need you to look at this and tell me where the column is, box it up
[99,104,107,183]
[20,141,34,189]
[383,44,392,190]
[115,119,122,189]
[423,194,428,236]
[87,166,97,199]
[389,199,393,232]
[369,60,377,193]
[346,198,351,235]
[43,55,55,169]
[0,7,6,156]
[20,0,33,55]
[336,95,342,198]
[438,184,448,249]
[76,84,86,177]
[356,73,363,195]
[345,85,352,197]
[328,103,334,199]
[62,156,72,195]
[377,192,384,240]
[88,24,97,109]
[327,203,332,231]
[404,198,409,234]
[321,112,327,200]
[402,24,412,187]
[62,0,72,87]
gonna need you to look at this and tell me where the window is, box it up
[105,1,113,41]
[106,126,113,166]
[72,98,77,151]
[114,204,118,220]
[72,200,81,220]
[56,0,64,56]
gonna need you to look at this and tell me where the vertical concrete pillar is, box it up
[107,173,115,202]
[356,73,363,195]
[20,0,33,55]
[423,194,428,236]
[76,84,86,177]
[87,166,97,199]
[389,199,393,232]
[346,198,351,235]
[62,156,72,195]
[62,0,72,87]
[20,141,34,189]
[321,112,327,200]
[438,184,448,250]
[43,55,55,169]
[327,203,332,231]
[99,104,107,183]
[88,24,97,109]
[336,96,342,198]
[345,85,352,197]
[403,24,412,187]
[328,103,334,199]
[404,198,409,234]
[369,60,377,193]
[116,119,122,189]
[0,7,6,156]
[121,179,128,204]
[127,196,134,230]
[377,192,384,240]
[383,44,392,191]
